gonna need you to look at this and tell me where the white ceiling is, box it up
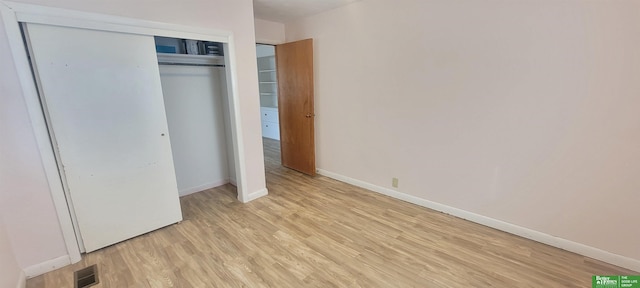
[253,0,360,23]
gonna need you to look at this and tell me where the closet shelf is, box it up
[157,53,224,66]
[259,81,277,84]
[259,69,276,72]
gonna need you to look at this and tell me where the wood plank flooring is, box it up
[27,138,636,287]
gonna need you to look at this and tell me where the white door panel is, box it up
[26,23,182,252]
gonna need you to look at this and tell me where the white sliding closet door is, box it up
[25,23,182,252]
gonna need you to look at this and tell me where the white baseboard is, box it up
[240,188,268,203]
[16,270,26,288]
[316,169,640,272]
[179,179,229,196]
[24,255,71,278]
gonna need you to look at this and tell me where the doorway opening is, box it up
[256,40,316,176]
[256,44,282,167]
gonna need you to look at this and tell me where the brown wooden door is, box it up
[276,39,315,176]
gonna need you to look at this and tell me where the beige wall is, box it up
[254,18,285,44]
[0,215,22,288]
[286,0,640,262]
[0,0,265,270]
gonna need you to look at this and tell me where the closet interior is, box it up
[155,36,236,196]
[21,19,240,253]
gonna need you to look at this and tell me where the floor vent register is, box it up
[74,264,99,288]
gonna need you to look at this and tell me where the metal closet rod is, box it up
[158,62,225,67]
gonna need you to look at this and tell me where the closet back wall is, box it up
[160,65,232,196]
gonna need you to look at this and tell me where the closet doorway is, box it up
[156,37,236,196]
[23,27,239,253]
[8,2,250,255]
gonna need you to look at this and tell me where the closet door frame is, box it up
[0,1,250,267]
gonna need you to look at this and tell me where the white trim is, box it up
[255,36,284,46]
[316,169,640,272]
[255,38,283,46]
[1,0,252,266]
[222,39,251,203]
[23,255,71,278]
[16,271,26,288]
[179,179,230,197]
[243,188,269,203]
[0,2,81,263]
[5,1,230,42]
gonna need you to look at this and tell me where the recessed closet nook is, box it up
[154,36,236,196]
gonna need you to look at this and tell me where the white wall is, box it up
[0,215,23,288]
[160,65,231,196]
[254,18,285,44]
[286,0,640,264]
[0,0,266,273]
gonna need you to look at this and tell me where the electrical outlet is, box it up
[392,177,399,188]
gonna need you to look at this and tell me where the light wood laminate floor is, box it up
[27,138,636,287]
